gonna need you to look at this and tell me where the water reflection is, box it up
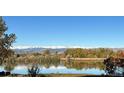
[0,62,16,76]
[104,57,124,76]
[4,63,15,72]
[63,61,105,70]
[28,64,40,77]
[1,59,124,76]
[0,61,106,76]
[104,65,124,76]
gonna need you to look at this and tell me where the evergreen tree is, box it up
[0,17,16,62]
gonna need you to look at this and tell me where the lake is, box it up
[0,61,123,76]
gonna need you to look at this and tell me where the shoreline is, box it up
[61,58,106,61]
[2,74,106,77]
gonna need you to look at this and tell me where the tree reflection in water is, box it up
[2,58,124,77]
[104,57,124,76]
[28,64,40,77]
[4,61,16,72]
[63,61,105,70]
[0,62,16,76]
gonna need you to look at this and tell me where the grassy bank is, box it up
[61,58,105,62]
[3,74,106,77]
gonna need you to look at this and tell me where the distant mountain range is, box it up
[13,48,67,54]
[12,47,124,54]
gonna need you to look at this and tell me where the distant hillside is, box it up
[13,47,124,54]
[13,48,67,54]
[112,48,124,52]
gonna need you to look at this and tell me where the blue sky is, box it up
[3,16,124,48]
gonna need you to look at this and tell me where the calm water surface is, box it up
[0,61,106,75]
[10,65,105,75]
[0,61,123,76]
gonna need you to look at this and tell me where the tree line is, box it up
[64,48,124,58]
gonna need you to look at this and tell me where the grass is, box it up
[2,73,106,77]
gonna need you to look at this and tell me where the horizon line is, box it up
[11,45,124,49]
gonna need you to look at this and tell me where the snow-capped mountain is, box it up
[11,45,86,49]
[12,46,68,54]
